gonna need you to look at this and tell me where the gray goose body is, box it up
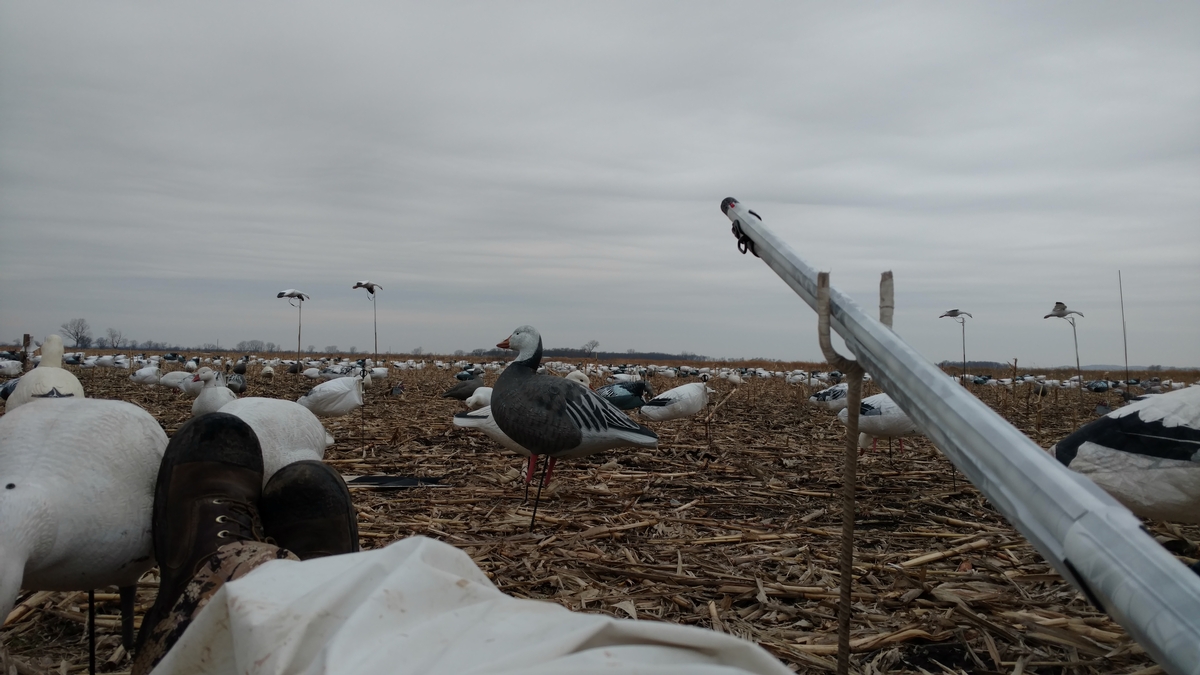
[442,375,484,401]
[491,326,657,462]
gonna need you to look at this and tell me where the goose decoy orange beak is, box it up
[496,337,511,350]
[192,374,202,382]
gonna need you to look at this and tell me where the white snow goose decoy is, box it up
[159,370,193,391]
[1050,386,1200,523]
[191,367,237,417]
[298,376,363,418]
[1044,302,1083,319]
[0,398,168,641]
[277,289,310,302]
[838,392,921,451]
[638,382,713,422]
[352,280,382,296]
[130,365,162,386]
[217,398,335,485]
[809,382,849,411]
[939,309,972,318]
[491,325,657,490]
[5,335,85,411]
[464,386,492,410]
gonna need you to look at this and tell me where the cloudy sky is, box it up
[2,2,1197,367]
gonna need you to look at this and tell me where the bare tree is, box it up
[94,337,110,349]
[106,327,125,349]
[60,318,92,347]
[583,339,600,354]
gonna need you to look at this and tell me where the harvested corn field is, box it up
[2,360,1197,674]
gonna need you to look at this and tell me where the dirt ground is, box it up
[2,357,1196,674]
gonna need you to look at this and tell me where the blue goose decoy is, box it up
[809,382,849,411]
[442,374,485,400]
[491,326,657,524]
[1,378,19,401]
[596,381,655,410]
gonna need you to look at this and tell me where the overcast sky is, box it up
[2,2,1197,367]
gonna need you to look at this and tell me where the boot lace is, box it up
[212,498,266,542]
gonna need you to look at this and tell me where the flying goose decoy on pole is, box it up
[938,309,972,318]
[352,281,382,361]
[1044,302,1083,319]
[491,325,658,527]
[277,289,309,374]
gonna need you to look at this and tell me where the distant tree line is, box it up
[38,318,288,353]
[43,319,706,360]
[448,345,711,362]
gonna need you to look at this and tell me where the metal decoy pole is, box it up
[817,272,865,675]
[719,197,1200,675]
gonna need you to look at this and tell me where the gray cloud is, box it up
[2,2,1197,366]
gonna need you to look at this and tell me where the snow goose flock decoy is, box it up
[491,325,658,496]
[939,309,972,318]
[159,370,192,391]
[1050,387,1200,522]
[298,376,364,418]
[464,386,492,410]
[217,398,335,485]
[130,365,162,386]
[565,370,592,387]
[5,335,85,411]
[191,367,237,417]
[639,382,714,422]
[0,398,168,636]
[809,382,849,411]
[1044,302,1084,319]
[838,392,921,451]
[277,289,310,302]
[596,381,654,411]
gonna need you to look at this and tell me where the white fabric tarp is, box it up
[151,536,792,675]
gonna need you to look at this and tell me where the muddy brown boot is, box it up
[136,413,265,652]
[261,460,359,559]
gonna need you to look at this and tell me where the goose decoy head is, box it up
[497,325,543,365]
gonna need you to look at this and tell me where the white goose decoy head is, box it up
[496,325,542,364]
[565,370,591,387]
